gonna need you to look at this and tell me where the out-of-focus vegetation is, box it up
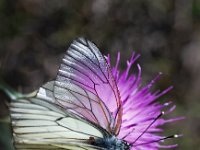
[0,0,199,149]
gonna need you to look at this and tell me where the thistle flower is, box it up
[105,52,183,149]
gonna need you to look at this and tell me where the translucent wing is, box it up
[54,38,122,134]
[10,82,104,150]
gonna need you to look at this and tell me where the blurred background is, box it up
[0,0,199,149]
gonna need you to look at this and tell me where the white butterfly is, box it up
[10,38,130,150]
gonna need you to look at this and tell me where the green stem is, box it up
[0,79,36,100]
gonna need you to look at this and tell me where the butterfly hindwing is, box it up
[10,81,104,150]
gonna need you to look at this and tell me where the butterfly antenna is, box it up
[130,111,165,145]
[122,128,135,140]
[132,134,180,146]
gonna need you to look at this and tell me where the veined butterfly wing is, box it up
[10,81,104,150]
[10,38,123,149]
[53,38,122,134]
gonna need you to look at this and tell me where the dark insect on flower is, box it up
[5,38,183,150]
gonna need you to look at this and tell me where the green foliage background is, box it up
[0,0,199,149]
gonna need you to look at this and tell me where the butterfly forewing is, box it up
[53,38,122,134]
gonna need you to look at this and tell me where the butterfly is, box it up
[9,38,179,150]
[10,38,130,150]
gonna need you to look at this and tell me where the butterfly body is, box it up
[92,136,130,150]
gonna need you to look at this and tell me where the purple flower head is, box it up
[105,52,183,149]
